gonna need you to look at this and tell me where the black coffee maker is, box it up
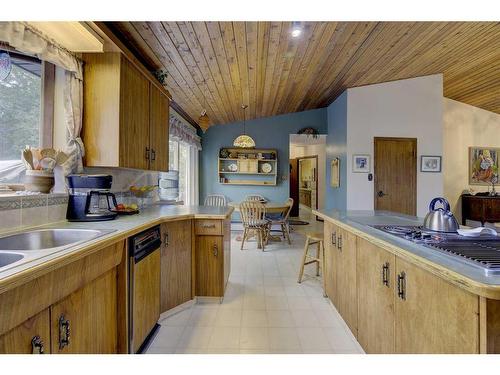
[66,174,118,222]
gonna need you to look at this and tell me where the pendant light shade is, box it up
[233,104,255,148]
[198,80,210,129]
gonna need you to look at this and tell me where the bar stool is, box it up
[297,232,326,297]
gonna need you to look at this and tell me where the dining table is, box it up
[228,200,290,244]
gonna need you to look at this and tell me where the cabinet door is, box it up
[324,221,339,304]
[131,249,160,353]
[50,269,118,354]
[0,309,50,354]
[195,235,223,297]
[149,85,169,172]
[357,238,396,353]
[119,57,150,170]
[336,228,358,335]
[161,220,192,312]
[395,258,479,353]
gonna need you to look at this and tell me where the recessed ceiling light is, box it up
[291,28,302,38]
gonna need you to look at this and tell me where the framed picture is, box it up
[352,154,370,173]
[469,147,499,185]
[330,158,340,187]
[420,155,442,172]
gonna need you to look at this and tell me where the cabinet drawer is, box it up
[195,220,222,235]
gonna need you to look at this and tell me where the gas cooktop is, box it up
[371,225,500,276]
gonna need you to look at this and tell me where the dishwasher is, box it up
[128,225,161,353]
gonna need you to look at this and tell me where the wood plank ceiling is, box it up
[109,22,500,130]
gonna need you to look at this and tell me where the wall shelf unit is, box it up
[218,148,278,186]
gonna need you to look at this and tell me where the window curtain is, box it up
[0,21,84,176]
[169,110,202,150]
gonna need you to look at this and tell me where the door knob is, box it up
[377,190,388,197]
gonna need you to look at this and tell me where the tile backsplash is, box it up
[0,194,68,234]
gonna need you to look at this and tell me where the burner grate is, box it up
[430,241,500,270]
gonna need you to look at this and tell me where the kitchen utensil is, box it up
[22,148,34,170]
[423,197,459,233]
[40,148,57,160]
[55,151,69,166]
[39,157,56,171]
[261,162,272,173]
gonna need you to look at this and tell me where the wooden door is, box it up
[357,239,396,353]
[289,158,299,216]
[149,85,170,172]
[374,137,417,216]
[119,57,150,170]
[0,309,50,354]
[324,221,339,305]
[195,236,223,297]
[395,258,479,353]
[161,220,192,313]
[131,249,160,353]
[336,228,358,335]
[50,269,118,354]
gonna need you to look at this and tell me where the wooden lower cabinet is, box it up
[336,228,358,335]
[0,309,50,354]
[194,219,230,298]
[394,258,479,354]
[160,220,193,312]
[324,221,339,305]
[357,238,396,353]
[50,269,118,354]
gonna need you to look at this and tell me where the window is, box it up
[168,138,199,205]
[0,52,42,162]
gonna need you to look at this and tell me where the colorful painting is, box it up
[469,147,499,185]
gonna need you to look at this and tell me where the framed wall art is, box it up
[469,147,499,185]
[420,155,442,172]
[352,154,370,173]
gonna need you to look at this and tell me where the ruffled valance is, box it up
[170,110,202,150]
[0,22,82,80]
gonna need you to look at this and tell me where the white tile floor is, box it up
[147,216,364,354]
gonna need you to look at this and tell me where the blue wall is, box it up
[325,91,348,210]
[200,108,328,206]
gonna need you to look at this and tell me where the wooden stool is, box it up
[297,232,326,297]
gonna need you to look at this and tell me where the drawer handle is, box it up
[382,262,390,287]
[145,147,150,160]
[397,271,406,300]
[31,335,44,354]
[202,224,216,229]
[151,149,156,161]
[213,244,218,257]
[58,314,70,349]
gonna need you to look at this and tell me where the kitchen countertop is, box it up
[0,205,233,293]
[314,209,500,299]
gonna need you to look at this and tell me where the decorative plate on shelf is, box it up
[261,163,272,173]
[228,163,238,172]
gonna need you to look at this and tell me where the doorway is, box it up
[374,137,417,216]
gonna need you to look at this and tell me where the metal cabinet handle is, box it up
[213,244,218,257]
[382,262,390,287]
[58,314,70,349]
[31,335,44,354]
[331,231,336,246]
[151,149,156,161]
[202,224,216,229]
[163,232,169,246]
[145,147,150,160]
[337,234,343,251]
[397,271,406,300]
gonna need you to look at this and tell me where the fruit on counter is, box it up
[115,203,139,211]
[116,203,125,210]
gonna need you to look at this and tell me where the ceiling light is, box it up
[233,105,255,148]
[291,28,302,38]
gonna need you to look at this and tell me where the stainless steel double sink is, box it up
[0,228,115,271]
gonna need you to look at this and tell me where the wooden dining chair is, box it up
[240,200,268,251]
[204,194,227,206]
[245,194,266,202]
[266,198,294,245]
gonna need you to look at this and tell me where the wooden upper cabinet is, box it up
[83,52,170,171]
[149,85,170,172]
[0,309,50,354]
[394,257,479,354]
[50,269,118,354]
[119,57,150,170]
[357,238,396,354]
[160,220,192,313]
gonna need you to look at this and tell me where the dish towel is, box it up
[457,227,498,237]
